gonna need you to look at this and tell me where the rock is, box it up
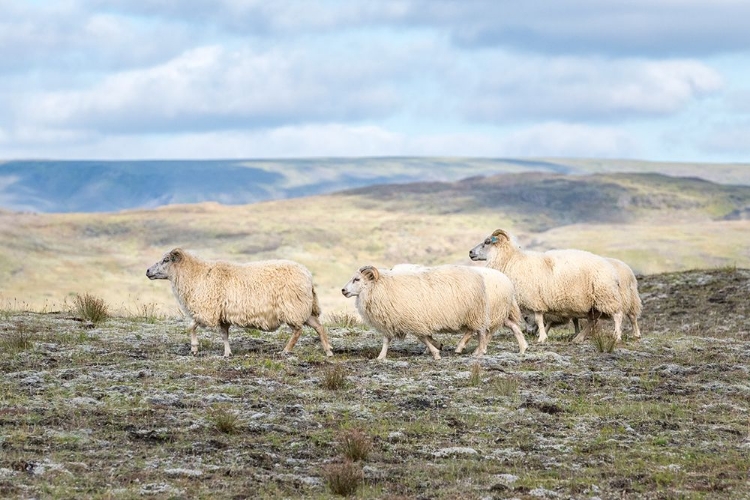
[433,447,478,458]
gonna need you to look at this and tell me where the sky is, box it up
[1,0,749,162]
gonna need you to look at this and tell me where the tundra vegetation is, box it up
[1,268,749,499]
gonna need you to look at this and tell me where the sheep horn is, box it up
[359,265,380,281]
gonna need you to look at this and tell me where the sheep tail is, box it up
[311,285,322,318]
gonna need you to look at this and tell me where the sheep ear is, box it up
[169,248,183,262]
[359,266,380,281]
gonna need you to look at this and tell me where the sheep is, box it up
[392,264,528,355]
[341,264,490,360]
[571,257,642,342]
[523,258,642,343]
[469,229,624,343]
[146,248,333,357]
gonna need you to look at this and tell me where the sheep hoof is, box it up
[325,350,334,357]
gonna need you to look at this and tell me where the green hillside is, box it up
[1,171,749,316]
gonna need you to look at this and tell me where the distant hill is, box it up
[1,157,749,213]
[343,172,750,231]
[1,170,749,315]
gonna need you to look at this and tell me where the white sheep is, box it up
[341,265,490,360]
[392,264,528,355]
[469,229,624,343]
[146,248,333,357]
[523,258,642,343]
[571,257,642,342]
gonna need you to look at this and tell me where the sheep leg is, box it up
[304,316,334,357]
[419,336,442,360]
[613,311,624,342]
[572,321,591,343]
[534,312,548,343]
[423,336,443,355]
[572,317,581,335]
[505,319,528,355]
[220,323,232,357]
[471,329,488,357]
[630,314,641,339]
[455,331,473,354]
[377,336,390,360]
[188,321,199,355]
[283,326,303,355]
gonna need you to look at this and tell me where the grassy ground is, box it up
[1,268,749,499]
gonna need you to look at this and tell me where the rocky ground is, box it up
[1,268,749,499]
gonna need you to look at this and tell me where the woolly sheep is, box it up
[341,264,490,360]
[523,258,642,343]
[146,248,333,357]
[469,229,624,343]
[392,264,527,355]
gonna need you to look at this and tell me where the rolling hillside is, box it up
[1,158,749,213]
[1,171,749,316]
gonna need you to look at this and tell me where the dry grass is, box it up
[2,172,749,315]
[338,429,372,462]
[71,293,109,325]
[322,461,364,496]
[321,363,348,390]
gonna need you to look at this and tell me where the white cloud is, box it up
[19,44,407,134]
[0,121,640,161]
[493,122,639,158]
[459,56,723,123]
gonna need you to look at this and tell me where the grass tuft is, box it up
[0,325,34,353]
[323,460,363,497]
[72,293,109,325]
[339,429,372,462]
[592,330,618,353]
[321,364,348,390]
[325,311,362,329]
[210,407,240,434]
[489,376,520,397]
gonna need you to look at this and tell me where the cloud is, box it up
[0,121,638,161]
[457,56,724,123]
[493,122,639,158]
[401,0,750,57]
[84,1,750,59]
[19,44,410,134]
[0,3,190,75]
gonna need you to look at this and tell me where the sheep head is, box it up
[469,229,511,261]
[146,248,184,280]
[341,265,380,297]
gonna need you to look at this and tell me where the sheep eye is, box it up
[163,258,169,263]
[484,239,491,245]
[353,277,360,282]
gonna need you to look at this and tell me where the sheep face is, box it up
[341,266,380,298]
[470,229,510,261]
[146,248,183,280]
